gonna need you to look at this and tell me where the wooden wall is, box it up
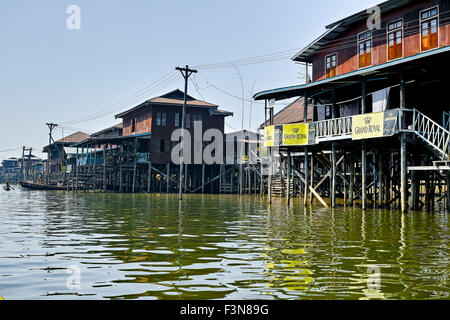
[123,108,152,136]
[313,0,450,81]
[149,105,226,164]
[120,104,226,165]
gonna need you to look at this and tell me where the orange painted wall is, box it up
[312,0,449,81]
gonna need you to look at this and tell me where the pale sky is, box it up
[0,0,379,160]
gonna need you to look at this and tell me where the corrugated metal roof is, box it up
[259,98,313,128]
[115,89,219,119]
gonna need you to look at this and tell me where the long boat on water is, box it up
[20,181,67,191]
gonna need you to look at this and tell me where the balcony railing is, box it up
[313,116,353,142]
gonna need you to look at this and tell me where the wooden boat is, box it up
[20,181,67,191]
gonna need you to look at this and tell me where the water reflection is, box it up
[0,188,448,299]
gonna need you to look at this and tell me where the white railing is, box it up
[313,116,353,140]
[403,109,450,160]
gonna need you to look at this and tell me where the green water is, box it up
[0,188,448,300]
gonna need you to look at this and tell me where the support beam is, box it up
[349,153,355,207]
[287,151,291,204]
[447,172,450,212]
[304,147,309,206]
[400,133,408,213]
[148,162,152,193]
[361,141,367,210]
[293,168,328,208]
[331,143,337,208]
[167,163,170,193]
[202,163,205,194]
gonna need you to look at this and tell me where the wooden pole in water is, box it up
[446,172,450,212]
[303,91,309,206]
[132,161,137,193]
[361,80,367,210]
[147,161,152,193]
[287,151,291,204]
[184,164,188,193]
[202,163,205,194]
[103,148,107,192]
[399,75,407,213]
[361,141,367,210]
[349,153,354,207]
[400,134,407,213]
[331,143,337,208]
[219,164,223,194]
[310,153,314,204]
[119,166,123,193]
[167,163,170,193]
[378,151,383,208]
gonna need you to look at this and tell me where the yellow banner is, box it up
[264,126,274,147]
[282,123,309,146]
[352,112,384,140]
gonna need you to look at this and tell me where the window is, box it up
[387,20,403,60]
[193,114,202,123]
[156,112,167,126]
[186,114,191,128]
[358,31,372,68]
[174,113,180,127]
[325,54,337,78]
[131,118,136,132]
[156,112,161,126]
[421,7,439,51]
[155,139,165,153]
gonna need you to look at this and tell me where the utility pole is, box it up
[20,146,32,181]
[175,65,197,200]
[46,123,58,175]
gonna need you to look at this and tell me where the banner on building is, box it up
[352,110,399,140]
[264,123,311,147]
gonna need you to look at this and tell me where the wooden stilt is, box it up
[103,148,107,192]
[361,141,367,210]
[119,166,123,193]
[132,161,137,193]
[184,164,188,193]
[147,162,152,193]
[400,133,407,213]
[167,163,170,193]
[446,172,450,212]
[349,153,354,207]
[202,163,205,193]
[377,151,383,208]
[304,147,309,206]
[310,152,314,204]
[268,150,273,203]
[331,143,336,208]
[287,151,291,204]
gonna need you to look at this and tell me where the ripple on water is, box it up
[0,190,448,300]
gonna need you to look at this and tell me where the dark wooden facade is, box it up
[115,89,232,165]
